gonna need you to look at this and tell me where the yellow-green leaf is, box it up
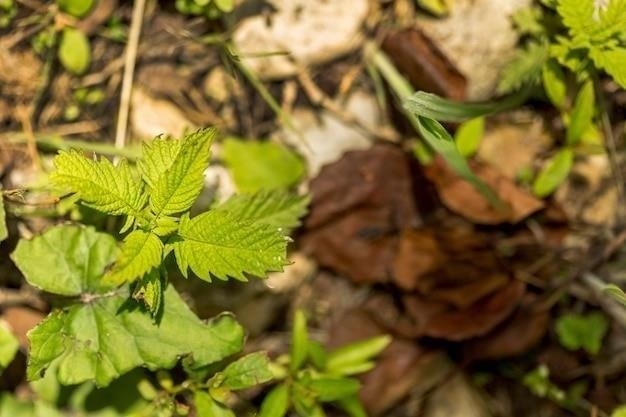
[58,28,91,75]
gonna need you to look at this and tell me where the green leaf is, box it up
[455,117,485,157]
[497,42,549,94]
[0,320,18,369]
[173,210,287,281]
[215,190,309,231]
[147,128,215,218]
[404,91,527,122]
[27,285,243,386]
[604,284,626,305]
[290,310,308,372]
[138,136,182,189]
[258,384,289,417]
[103,230,163,285]
[612,405,626,417]
[221,138,306,193]
[11,225,243,387]
[325,335,391,376]
[566,80,595,146]
[195,391,235,417]
[336,396,368,417]
[595,0,626,42]
[58,28,91,75]
[215,352,273,391]
[0,188,7,242]
[532,148,574,197]
[416,117,502,207]
[555,312,608,355]
[57,0,94,17]
[132,268,163,318]
[304,376,361,402]
[50,150,146,222]
[590,47,626,89]
[11,225,118,296]
[542,59,568,109]
[557,0,595,39]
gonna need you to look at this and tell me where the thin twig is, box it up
[114,0,147,150]
[596,82,626,226]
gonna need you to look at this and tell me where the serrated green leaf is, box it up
[58,28,91,75]
[195,391,235,417]
[57,0,94,17]
[258,384,289,417]
[290,310,308,372]
[222,138,306,193]
[132,268,163,318]
[596,0,626,41]
[557,0,596,39]
[567,80,595,145]
[497,41,549,94]
[11,225,119,296]
[0,188,7,242]
[590,47,626,89]
[148,128,215,217]
[104,230,163,285]
[50,150,146,222]
[215,190,309,231]
[138,136,183,189]
[216,352,273,391]
[325,335,391,376]
[532,148,574,197]
[512,6,546,36]
[0,320,18,369]
[455,117,484,157]
[27,286,243,386]
[555,312,608,355]
[12,225,243,387]
[173,210,287,281]
[542,59,568,109]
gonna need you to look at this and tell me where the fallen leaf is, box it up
[382,29,467,100]
[462,297,549,363]
[302,144,422,283]
[425,157,544,224]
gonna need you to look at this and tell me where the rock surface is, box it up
[233,0,368,79]
[415,0,532,100]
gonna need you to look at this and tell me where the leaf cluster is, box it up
[500,0,626,93]
[259,310,391,417]
[7,128,308,398]
[49,128,307,316]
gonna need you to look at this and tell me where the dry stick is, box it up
[114,0,147,151]
[597,84,626,225]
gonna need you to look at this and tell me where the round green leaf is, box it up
[57,0,95,18]
[58,28,91,75]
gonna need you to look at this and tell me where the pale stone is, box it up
[277,90,379,176]
[130,87,195,140]
[233,0,369,79]
[415,0,532,100]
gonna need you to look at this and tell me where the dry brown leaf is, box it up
[425,157,544,224]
